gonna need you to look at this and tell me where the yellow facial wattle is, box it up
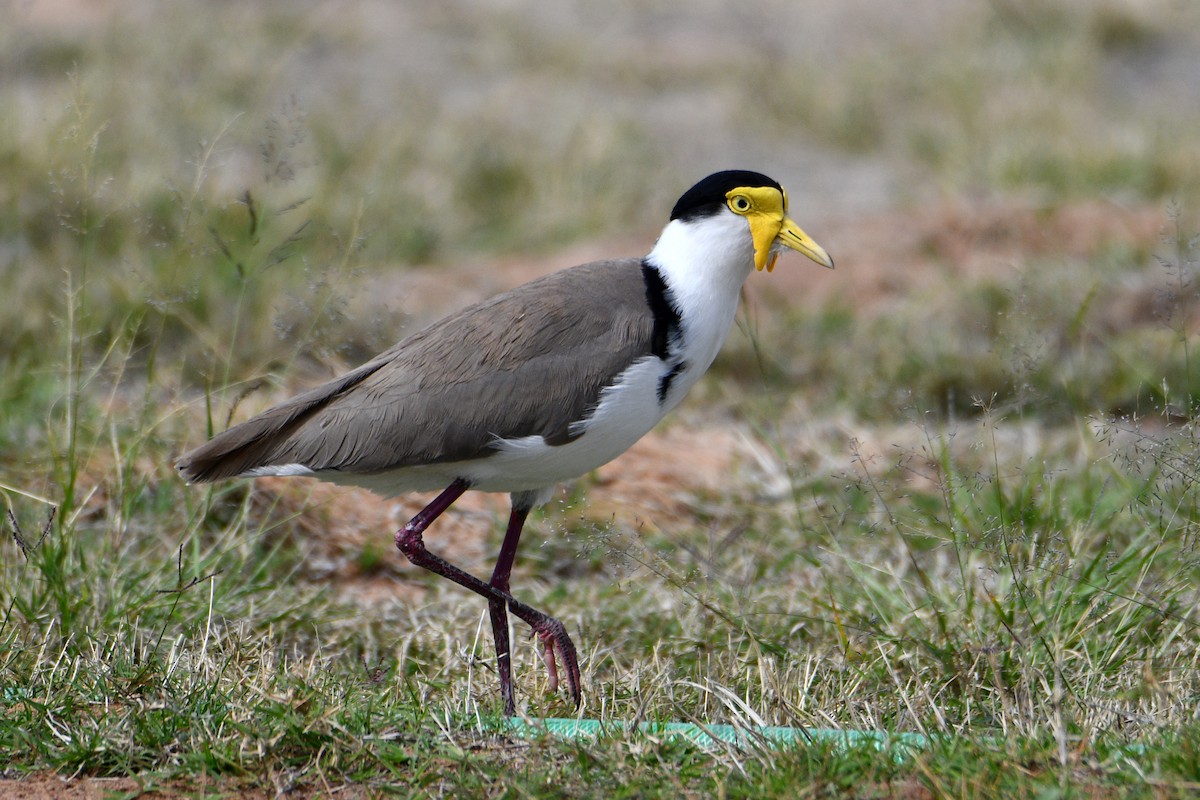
[725,186,834,271]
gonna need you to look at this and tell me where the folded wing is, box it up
[177,258,657,482]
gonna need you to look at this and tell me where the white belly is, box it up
[469,356,681,490]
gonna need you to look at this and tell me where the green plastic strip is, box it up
[497,717,930,754]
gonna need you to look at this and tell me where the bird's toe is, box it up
[531,616,581,708]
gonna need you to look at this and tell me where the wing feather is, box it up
[177,258,658,482]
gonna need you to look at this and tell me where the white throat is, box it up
[645,213,757,373]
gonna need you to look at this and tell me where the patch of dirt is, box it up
[0,776,137,800]
[0,774,368,799]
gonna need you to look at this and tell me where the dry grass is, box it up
[4,1,1200,797]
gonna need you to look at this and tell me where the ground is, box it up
[3,0,1200,797]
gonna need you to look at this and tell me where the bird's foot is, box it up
[529,615,581,708]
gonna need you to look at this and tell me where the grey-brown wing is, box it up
[177,258,657,482]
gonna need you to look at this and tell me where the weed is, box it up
[4,3,1200,796]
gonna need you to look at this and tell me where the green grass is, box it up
[4,1,1200,796]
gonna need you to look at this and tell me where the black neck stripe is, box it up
[641,260,682,360]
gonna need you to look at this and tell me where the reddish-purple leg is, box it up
[394,480,581,714]
[488,503,530,715]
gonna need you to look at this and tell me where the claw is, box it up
[529,616,581,708]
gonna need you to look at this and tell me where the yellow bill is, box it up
[771,217,834,272]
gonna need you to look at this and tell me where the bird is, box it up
[177,170,833,715]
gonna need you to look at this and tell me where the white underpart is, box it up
[250,210,759,504]
[245,463,315,478]
[465,356,677,491]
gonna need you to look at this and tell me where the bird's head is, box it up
[670,170,834,272]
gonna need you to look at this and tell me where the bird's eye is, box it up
[728,195,752,214]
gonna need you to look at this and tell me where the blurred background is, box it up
[4,2,1200,786]
[6,0,1200,609]
[5,0,1199,399]
[2,0,1200,419]
[4,0,1200,591]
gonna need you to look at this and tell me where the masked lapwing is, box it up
[177,170,833,714]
